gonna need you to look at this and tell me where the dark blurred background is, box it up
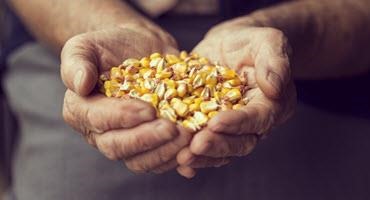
[1,0,370,199]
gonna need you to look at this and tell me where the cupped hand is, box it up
[176,23,297,178]
[61,25,192,174]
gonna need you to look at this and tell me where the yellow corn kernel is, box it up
[158,100,170,109]
[163,79,176,89]
[182,96,195,105]
[177,82,187,98]
[105,90,112,97]
[217,66,236,80]
[114,90,126,98]
[188,67,198,81]
[200,86,211,101]
[193,111,208,126]
[155,68,173,79]
[220,87,230,95]
[125,65,139,74]
[150,52,162,60]
[182,119,199,131]
[171,98,189,117]
[140,57,150,68]
[128,89,140,99]
[140,93,159,107]
[190,52,199,59]
[110,67,123,81]
[172,62,188,78]
[119,80,133,92]
[199,57,209,65]
[192,73,205,89]
[179,51,188,60]
[154,82,166,99]
[208,111,219,118]
[159,106,177,122]
[164,88,177,100]
[189,103,200,113]
[220,101,233,111]
[192,87,204,97]
[200,101,218,114]
[205,72,217,86]
[224,88,242,103]
[232,104,243,110]
[142,69,156,79]
[149,57,162,68]
[165,54,180,65]
[143,79,156,92]
[122,58,140,68]
[223,78,241,87]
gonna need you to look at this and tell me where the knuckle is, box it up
[96,136,119,160]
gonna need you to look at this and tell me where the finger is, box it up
[208,89,280,135]
[94,119,178,160]
[190,129,258,158]
[152,159,178,174]
[177,166,196,179]
[124,126,191,173]
[63,90,157,134]
[61,36,99,96]
[177,148,231,168]
[254,28,291,99]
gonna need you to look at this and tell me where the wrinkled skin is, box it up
[176,23,297,178]
[61,25,193,174]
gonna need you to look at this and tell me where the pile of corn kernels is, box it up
[98,51,250,131]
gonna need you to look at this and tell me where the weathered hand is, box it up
[176,22,297,178]
[61,25,192,174]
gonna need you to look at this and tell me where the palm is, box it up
[66,27,177,72]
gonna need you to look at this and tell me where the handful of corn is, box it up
[98,51,250,131]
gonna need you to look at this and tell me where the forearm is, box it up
[8,0,157,51]
[227,0,370,79]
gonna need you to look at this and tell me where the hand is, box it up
[61,25,192,174]
[176,21,297,178]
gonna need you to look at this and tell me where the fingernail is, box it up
[267,71,283,94]
[184,155,195,165]
[74,70,84,92]
[139,109,155,121]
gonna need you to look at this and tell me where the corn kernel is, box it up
[200,101,218,114]
[160,106,177,122]
[164,88,177,100]
[99,51,250,132]
[224,88,242,103]
[140,93,159,107]
[140,57,150,68]
[122,58,140,68]
[179,51,188,60]
[165,54,180,65]
[182,119,199,131]
[150,52,162,60]
[177,82,187,97]
[171,98,189,117]
[232,104,243,110]
[208,111,218,118]
[155,82,166,99]
[193,111,208,126]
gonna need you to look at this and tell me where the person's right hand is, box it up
[61,24,192,174]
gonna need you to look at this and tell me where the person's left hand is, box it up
[176,21,297,178]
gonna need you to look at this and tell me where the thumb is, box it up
[254,33,291,99]
[61,36,98,96]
